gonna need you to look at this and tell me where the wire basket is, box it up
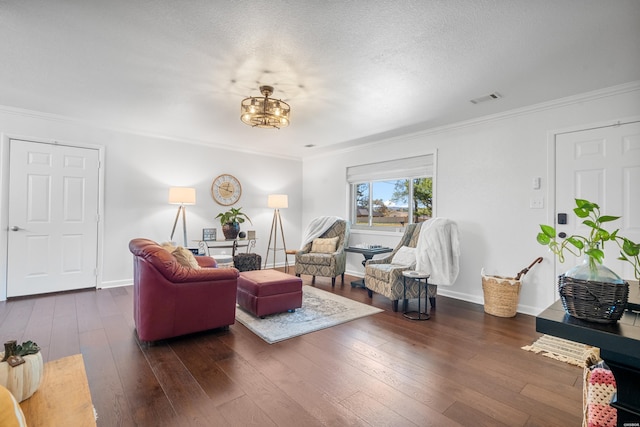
[482,274,521,317]
[558,274,629,323]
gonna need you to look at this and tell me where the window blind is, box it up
[346,154,433,183]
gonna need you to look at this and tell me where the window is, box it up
[347,154,434,229]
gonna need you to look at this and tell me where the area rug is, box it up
[521,334,600,368]
[235,285,383,344]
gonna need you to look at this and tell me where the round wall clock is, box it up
[211,174,242,206]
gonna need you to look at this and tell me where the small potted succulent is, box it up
[216,207,252,240]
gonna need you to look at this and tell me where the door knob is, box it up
[558,232,567,238]
[10,226,20,231]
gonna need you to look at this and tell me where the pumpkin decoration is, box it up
[0,340,44,402]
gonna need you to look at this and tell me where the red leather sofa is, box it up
[129,238,239,342]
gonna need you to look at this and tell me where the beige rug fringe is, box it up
[522,334,600,368]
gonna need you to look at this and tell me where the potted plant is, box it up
[537,198,639,280]
[216,207,252,240]
[536,198,639,322]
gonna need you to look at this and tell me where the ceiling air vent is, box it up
[470,92,502,104]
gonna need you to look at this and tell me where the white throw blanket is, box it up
[415,217,460,286]
[300,216,342,249]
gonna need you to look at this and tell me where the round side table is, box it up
[402,270,431,320]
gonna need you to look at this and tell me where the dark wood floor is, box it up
[0,271,583,426]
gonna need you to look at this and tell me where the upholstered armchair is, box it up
[364,223,429,311]
[365,218,460,312]
[129,238,239,342]
[295,219,350,286]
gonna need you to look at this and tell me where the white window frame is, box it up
[347,153,436,231]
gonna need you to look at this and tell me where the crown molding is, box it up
[304,81,640,161]
[0,105,301,162]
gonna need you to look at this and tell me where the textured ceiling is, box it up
[0,0,639,158]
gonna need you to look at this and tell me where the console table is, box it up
[345,246,393,288]
[536,282,640,426]
[197,238,256,257]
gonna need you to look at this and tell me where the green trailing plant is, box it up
[215,207,252,226]
[536,198,640,280]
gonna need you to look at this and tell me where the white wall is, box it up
[1,84,638,310]
[302,84,640,315]
[0,109,302,299]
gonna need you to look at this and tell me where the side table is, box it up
[402,271,430,320]
[345,246,393,288]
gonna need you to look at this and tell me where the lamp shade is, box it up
[267,194,288,209]
[168,187,196,205]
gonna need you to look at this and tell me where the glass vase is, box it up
[564,256,624,284]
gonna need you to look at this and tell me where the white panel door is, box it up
[7,139,100,297]
[555,121,640,281]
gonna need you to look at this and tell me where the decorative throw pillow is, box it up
[172,246,201,269]
[391,246,416,266]
[0,384,27,427]
[311,236,340,253]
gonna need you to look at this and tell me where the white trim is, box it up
[0,133,105,301]
[99,279,133,289]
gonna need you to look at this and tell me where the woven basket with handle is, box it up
[482,257,543,318]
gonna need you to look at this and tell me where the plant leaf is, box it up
[585,248,604,264]
[599,215,620,223]
[574,207,589,218]
[537,233,551,245]
[565,236,584,250]
[623,238,640,256]
[539,224,556,238]
[575,198,589,208]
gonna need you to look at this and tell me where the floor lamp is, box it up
[265,194,288,269]
[169,187,196,247]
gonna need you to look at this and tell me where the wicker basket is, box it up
[558,275,629,323]
[482,273,522,317]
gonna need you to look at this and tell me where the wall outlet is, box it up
[530,197,544,209]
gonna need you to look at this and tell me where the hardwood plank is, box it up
[443,401,510,427]
[79,327,136,427]
[170,333,247,408]
[20,295,56,361]
[75,290,104,333]
[216,394,278,427]
[47,294,80,361]
[0,298,35,344]
[142,343,227,425]
[222,332,370,426]
[216,351,325,427]
[340,390,419,427]
[100,312,180,426]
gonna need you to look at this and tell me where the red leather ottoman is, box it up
[237,270,303,318]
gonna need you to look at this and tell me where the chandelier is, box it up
[240,85,290,129]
